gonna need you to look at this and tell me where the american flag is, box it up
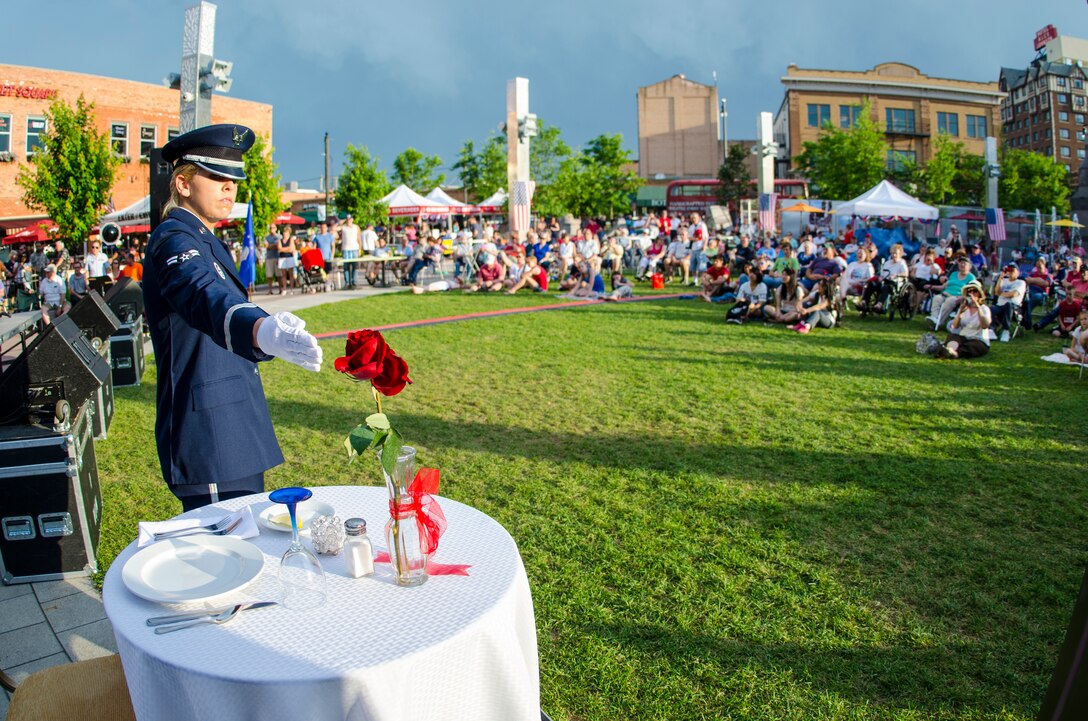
[758,192,777,233]
[986,207,1006,241]
[104,195,116,214]
[510,180,535,238]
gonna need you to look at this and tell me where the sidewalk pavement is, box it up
[0,281,405,713]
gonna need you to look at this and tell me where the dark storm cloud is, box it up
[1,1,1083,186]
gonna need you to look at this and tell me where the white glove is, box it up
[255,311,323,372]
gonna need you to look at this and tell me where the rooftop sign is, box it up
[1035,24,1059,52]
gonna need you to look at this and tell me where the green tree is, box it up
[336,144,391,226]
[16,95,119,244]
[716,143,753,208]
[236,133,284,235]
[553,133,641,218]
[452,135,506,202]
[949,154,985,208]
[795,100,886,199]
[392,147,444,190]
[529,119,573,218]
[999,148,1071,213]
[914,133,960,204]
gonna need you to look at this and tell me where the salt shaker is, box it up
[344,518,374,578]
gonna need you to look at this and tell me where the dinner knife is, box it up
[146,601,277,627]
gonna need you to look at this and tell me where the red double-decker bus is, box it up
[665,179,809,217]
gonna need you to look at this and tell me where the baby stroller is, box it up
[298,248,328,293]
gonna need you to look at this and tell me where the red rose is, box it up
[334,329,388,380]
[371,350,412,397]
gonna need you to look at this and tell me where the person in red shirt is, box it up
[659,210,673,238]
[466,255,504,292]
[699,254,730,301]
[505,255,548,294]
[119,250,143,282]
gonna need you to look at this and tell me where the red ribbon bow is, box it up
[390,467,447,555]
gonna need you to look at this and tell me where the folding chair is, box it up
[4,654,136,721]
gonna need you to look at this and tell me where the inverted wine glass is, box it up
[268,487,326,610]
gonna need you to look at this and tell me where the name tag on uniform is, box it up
[213,262,226,280]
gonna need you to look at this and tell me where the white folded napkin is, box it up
[137,506,259,548]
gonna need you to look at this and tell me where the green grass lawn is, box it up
[97,292,1088,720]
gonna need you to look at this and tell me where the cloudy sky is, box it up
[3,1,1084,188]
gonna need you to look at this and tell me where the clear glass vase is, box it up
[380,445,428,587]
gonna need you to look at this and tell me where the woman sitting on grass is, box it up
[840,246,875,305]
[725,269,767,324]
[764,267,804,325]
[1062,309,1088,363]
[792,277,838,334]
[935,281,991,359]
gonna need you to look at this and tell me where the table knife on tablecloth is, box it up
[146,601,277,627]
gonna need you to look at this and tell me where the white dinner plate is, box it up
[257,499,335,535]
[122,535,265,604]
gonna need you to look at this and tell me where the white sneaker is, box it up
[1000,330,1010,343]
[987,329,997,341]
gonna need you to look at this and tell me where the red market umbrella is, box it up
[3,221,57,245]
[274,213,306,225]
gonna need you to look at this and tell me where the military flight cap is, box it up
[162,124,254,180]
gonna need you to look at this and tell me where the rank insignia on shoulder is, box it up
[166,248,201,266]
[213,262,226,280]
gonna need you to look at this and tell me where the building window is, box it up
[839,104,861,129]
[1061,146,1071,157]
[1076,96,1086,108]
[139,125,156,160]
[26,117,46,155]
[167,127,181,141]
[1060,111,1069,121]
[807,104,830,127]
[885,108,916,133]
[1058,93,1069,104]
[1065,164,1072,173]
[111,123,128,159]
[937,111,959,136]
[966,114,987,138]
[1079,148,1086,159]
[886,149,916,171]
[0,114,10,154]
[1045,110,1051,120]
[1045,146,1053,155]
[1061,128,1070,139]
[1078,113,1086,124]
[1033,132,1039,141]
[1058,77,1067,87]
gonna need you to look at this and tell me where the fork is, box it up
[151,514,242,542]
[153,605,243,634]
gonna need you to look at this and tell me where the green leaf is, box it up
[366,413,391,430]
[368,428,389,452]
[380,427,403,480]
[346,424,376,457]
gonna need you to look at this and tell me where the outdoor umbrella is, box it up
[1046,219,1085,228]
[274,212,306,225]
[781,202,826,214]
[3,221,57,245]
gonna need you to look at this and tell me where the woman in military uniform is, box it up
[144,124,323,511]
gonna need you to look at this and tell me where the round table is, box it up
[103,486,540,721]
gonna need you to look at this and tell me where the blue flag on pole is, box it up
[239,201,256,289]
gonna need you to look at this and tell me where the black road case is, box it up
[90,342,114,441]
[0,402,101,584]
[110,317,146,387]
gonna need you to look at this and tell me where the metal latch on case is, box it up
[38,513,74,538]
[2,516,36,541]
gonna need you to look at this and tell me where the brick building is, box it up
[0,63,272,232]
[774,62,1003,179]
[1000,30,1088,177]
[636,74,724,180]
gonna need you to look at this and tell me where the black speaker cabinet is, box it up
[110,317,146,387]
[103,277,144,327]
[67,291,121,345]
[90,343,114,441]
[0,402,101,583]
[149,147,170,233]
[0,315,110,426]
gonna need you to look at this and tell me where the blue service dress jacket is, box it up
[143,208,284,493]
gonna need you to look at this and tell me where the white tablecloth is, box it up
[102,486,539,721]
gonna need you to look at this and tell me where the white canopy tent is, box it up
[834,180,938,220]
[101,195,151,225]
[424,187,474,214]
[380,185,451,217]
[475,189,507,214]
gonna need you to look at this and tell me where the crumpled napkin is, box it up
[137,506,259,548]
